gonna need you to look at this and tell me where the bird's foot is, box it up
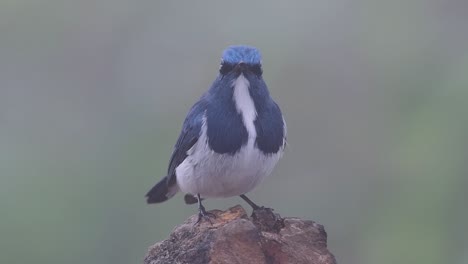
[251,206,283,232]
[194,204,216,225]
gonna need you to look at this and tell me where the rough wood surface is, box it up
[144,205,337,264]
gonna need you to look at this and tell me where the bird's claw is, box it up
[194,205,216,225]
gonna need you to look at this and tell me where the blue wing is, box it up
[166,99,207,185]
[146,98,207,204]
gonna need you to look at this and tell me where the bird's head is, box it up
[219,45,263,77]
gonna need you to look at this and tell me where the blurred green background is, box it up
[1,1,467,264]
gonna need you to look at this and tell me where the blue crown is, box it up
[221,45,262,65]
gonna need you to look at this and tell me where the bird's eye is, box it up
[251,64,263,76]
[219,63,234,75]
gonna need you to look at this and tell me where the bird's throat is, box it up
[232,74,257,142]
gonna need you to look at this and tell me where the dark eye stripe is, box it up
[251,65,263,76]
[219,63,263,76]
[219,63,235,75]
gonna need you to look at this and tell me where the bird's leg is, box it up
[195,194,216,225]
[240,194,263,210]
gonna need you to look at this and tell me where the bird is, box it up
[146,45,286,223]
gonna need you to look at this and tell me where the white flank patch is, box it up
[232,74,257,141]
[176,112,283,198]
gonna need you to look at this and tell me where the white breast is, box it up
[175,75,284,198]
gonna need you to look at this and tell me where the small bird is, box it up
[146,45,286,222]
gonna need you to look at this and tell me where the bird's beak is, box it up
[234,62,248,73]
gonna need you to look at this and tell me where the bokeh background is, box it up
[1,1,467,263]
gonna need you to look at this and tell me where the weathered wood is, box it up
[144,205,337,264]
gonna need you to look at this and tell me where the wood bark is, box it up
[144,205,337,264]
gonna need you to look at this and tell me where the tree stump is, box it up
[144,205,337,264]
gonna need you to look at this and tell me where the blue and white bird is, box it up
[146,45,286,222]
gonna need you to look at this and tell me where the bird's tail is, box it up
[145,176,178,204]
